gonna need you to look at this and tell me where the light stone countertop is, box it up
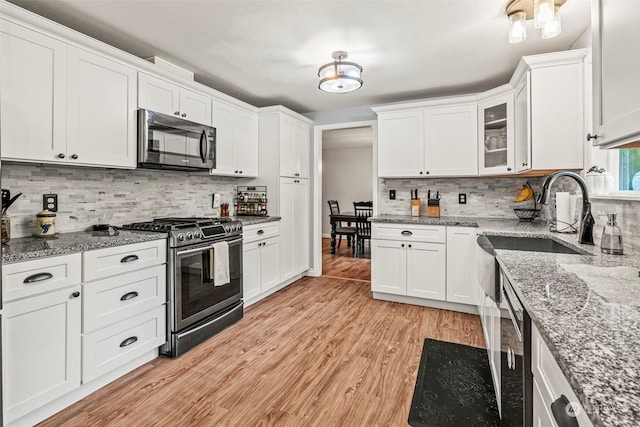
[371,214,640,427]
[2,229,167,264]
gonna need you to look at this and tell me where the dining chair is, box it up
[353,201,373,257]
[327,200,356,252]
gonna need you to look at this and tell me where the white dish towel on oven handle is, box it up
[210,241,230,286]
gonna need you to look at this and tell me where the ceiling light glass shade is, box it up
[541,7,562,39]
[534,0,555,29]
[318,51,363,93]
[508,11,527,43]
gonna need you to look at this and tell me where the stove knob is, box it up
[186,232,193,240]
[177,234,185,241]
[194,231,201,238]
[224,226,231,233]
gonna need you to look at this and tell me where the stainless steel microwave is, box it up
[138,109,216,171]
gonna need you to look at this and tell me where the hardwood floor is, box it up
[39,275,484,427]
[322,237,370,281]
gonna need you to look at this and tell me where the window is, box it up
[618,148,640,191]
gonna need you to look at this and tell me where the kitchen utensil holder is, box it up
[1,215,10,243]
[427,200,440,218]
[410,198,421,217]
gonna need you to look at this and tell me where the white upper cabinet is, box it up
[513,79,531,173]
[279,116,311,179]
[510,49,586,170]
[0,20,137,168]
[1,20,68,163]
[138,73,212,126]
[424,103,477,176]
[211,100,259,177]
[67,47,137,168]
[376,98,477,178]
[478,89,516,175]
[591,0,640,148]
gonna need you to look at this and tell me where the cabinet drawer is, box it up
[243,221,280,244]
[82,305,166,383]
[83,265,166,333]
[3,253,82,302]
[531,323,593,426]
[83,239,166,281]
[372,223,446,243]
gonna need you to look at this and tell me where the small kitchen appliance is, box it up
[122,216,243,357]
[601,213,624,255]
[235,186,268,216]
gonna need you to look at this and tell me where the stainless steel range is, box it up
[122,217,243,357]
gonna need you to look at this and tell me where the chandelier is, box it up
[507,0,565,43]
[317,51,363,93]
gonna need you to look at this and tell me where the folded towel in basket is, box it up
[210,241,230,287]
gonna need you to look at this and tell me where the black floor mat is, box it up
[408,339,501,427]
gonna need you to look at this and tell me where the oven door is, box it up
[172,236,242,332]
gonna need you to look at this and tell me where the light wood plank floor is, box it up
[40,276,483,426]
[322,237,370,281]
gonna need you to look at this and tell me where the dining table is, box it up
[329,211,356,255]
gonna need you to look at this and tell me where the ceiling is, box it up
[7,0,591,115]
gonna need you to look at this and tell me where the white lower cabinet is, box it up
[371,223,478,309]
[279,178,309,282]
[242,222,281,305]
[3,286,82,423]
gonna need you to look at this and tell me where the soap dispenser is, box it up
[601,213,624,255]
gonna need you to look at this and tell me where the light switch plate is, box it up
[389,190,396,200]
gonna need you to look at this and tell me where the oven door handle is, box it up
[175,237,243,257]
[502,288,523,341]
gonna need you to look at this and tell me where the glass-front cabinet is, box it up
[478,92,515,175]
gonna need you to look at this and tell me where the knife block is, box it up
[427,199,440,218]
[410,198,421,217]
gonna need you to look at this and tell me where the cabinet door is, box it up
[371,240,406,295]
[279,117,298,177]
[592,0,640,147]
[279,178,296,281]
[406,242,446,300]
[533,378,556,427]
[293,179,310,275]
[514,78,531,172]
[0,20,67,163]
[530,63,584,169]
[294,121,310,179]
[138,73,180,117]
[211,100,236,175]
[377,110,423,177]
[67,47,137,168]
[242,241,261,302]
[424,104,478,176]
[446,226,478,305]
[260,236,281,293]
[3,286,81,423]
[234,109,259,177]
[179,87,212,126]
[478,93,515,175]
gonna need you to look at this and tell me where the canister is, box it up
[36,209,56,236]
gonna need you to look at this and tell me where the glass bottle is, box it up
[601,213,623,255]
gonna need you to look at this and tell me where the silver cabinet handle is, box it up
[120,254,139,263]
[119,336,138,347]
[24,272,54,283]
[120,291,139,301]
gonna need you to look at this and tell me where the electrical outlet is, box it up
[43,194,58,212]
[458,193,467,204]
[389,190,396,200]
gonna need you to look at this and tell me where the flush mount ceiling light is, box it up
[318,51,363,93]
[506,0,566,43]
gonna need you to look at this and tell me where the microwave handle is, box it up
[199,130,207,163]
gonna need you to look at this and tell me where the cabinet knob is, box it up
[586,133,599,141]
[401,244,405,248]
[235,170,239,174]
[71,154,78,160]
[507,167,512,172]
[419,171,423,175]
[239,170,243,174]
[57,153,66,159]
[174,111,180,116]
[71,291,80,298]
[522,163,528,167]
[425,171,430,175]
[408,244,412,248]
[181,113,187,118]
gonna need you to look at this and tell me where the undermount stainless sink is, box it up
[485,235,589,255]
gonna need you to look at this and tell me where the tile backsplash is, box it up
[1,163,238,238]
[378,176,640,251]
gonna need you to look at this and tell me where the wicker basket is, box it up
[513,208,540,221]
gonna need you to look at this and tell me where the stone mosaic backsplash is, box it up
[1,163,238,238]
[378,176,640,251]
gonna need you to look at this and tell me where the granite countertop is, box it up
[2,229,167,263]
[234,216,281,226]
[372,214,640,426]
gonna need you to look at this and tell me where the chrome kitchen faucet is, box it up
[537,171,595,245]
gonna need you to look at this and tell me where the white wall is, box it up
[322,145,373,236]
